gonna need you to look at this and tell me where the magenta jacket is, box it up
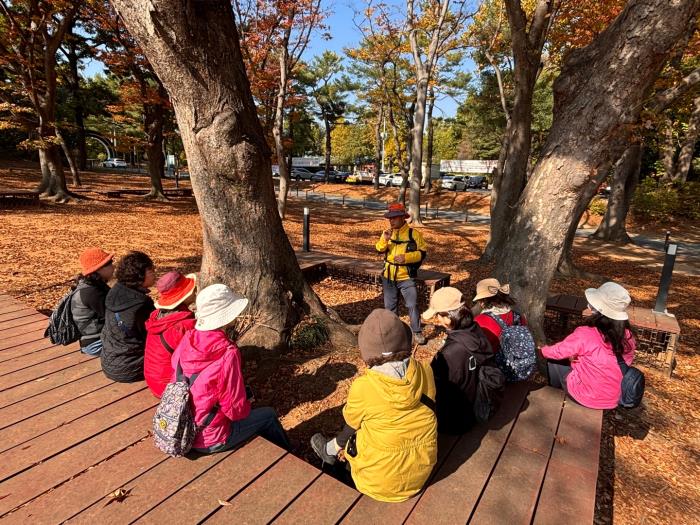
[541,326,636,409]
[171,329,251,449]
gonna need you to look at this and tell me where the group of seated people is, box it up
[71,246,636,503]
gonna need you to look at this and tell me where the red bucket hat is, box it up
[79,247,114,275]
[154,271,197,310]
[384,202,409,219]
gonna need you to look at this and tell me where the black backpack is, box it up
[44,288,81,345]
[473,361,506,423]
[387,228,426,278]
[617,356,645,408]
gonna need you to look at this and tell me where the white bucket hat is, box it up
[195,284,249,331]
[584,282,631,321]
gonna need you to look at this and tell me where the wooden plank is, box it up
[0,336,66,357]
[0,312,46,331]
[2,439,167,525]
[139,437,287,524]
[0,339,68,363]
[0,381,144,453]
[0,351,90,391]
[0,388,156,482]
[0,308,40,323]
[406,382,531,525]
[67,451,232,523]
[204,454,320,524]
[532,401,602,525]
[0,358,101,408]
[0,409,153,516]
[0,328,47,350]
[0,302,32,315]
[0,371,111,430]
[468,386,565,525]
[341,433,461,525]
[0,343,78,376]
[0,318,47,339]
[273,472,361,525]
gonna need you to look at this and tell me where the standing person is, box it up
[375,202,428,345]
[541,282,636,409]
[101,251,156,383]
[175,284,289,453]
[310,309,437,503]
[422,287,504,434]
[71,247,114,356]
[144,271,197,398]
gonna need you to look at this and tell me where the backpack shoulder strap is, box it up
[160,333,176,354]
[175,360,219,428]
[420,393,436,413]
[484,311,508,330]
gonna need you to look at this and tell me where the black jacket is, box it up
[100,282,154,382]
[71,278,110,348]
[430,323,494,434]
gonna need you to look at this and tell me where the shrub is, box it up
[588,197,607,216]
[290,316,329,350]
[632,179,700,220]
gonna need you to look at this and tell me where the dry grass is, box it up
[1,162,699,524]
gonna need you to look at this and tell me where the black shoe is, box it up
[310,433,337,465]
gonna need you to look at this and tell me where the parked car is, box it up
[101,158,128,168]
[466,175,488,189]
[378,173,403,187]
[332,171,350,182]
[440,175,468,191]
[311,171,331,182]
[291,167,315,181]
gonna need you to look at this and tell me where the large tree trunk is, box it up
[423,88,435,194]
[67,26,88,171]
[483,0,554,261]
[493,0,699,342]
[274,44,291,218]
[57,129,82,187]
[592,143,643,243]
[324,116,332,181]
[111,0,355,351]
[408,74,427,225]
[374,104,383,190]
[38,144,71,202]
[144,84,167,200]
[673,95,700,182]
[661,113,677,180]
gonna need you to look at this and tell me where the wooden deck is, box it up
[0,293,602,523]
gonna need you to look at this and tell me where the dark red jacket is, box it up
[144,307,196,398]
[474,310,527,353]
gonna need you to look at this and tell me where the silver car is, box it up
[440,175,467,191]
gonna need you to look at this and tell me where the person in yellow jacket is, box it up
[376,202,428,345]
[310,309,438,502]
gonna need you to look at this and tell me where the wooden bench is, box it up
[0,293,602,523]
[296,250,451,308]
[0,190,40,208]
[545,293,681,376]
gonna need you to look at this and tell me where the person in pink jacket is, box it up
[171,283,288,452]
[541,282,636,409]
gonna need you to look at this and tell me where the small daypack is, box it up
[617,356,645,408]
[473,362,506,423]
[152,362,218,457]
[487,312,537,382]
[387,228,426,279]
[44,288,81,345]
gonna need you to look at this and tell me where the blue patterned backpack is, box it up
[486,312,536,382]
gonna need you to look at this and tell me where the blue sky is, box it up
[84,0,470,118]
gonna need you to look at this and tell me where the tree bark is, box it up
[374,104,383,190]
[143,83,167,200]
[423,88,435,194]
[672,95,700,182]
[110,0,355,351]
[408,72,427,225]
[661,113,677,180]
[66,25,88,171]
[592,143,642,243]
[274,40,291,218]
[483,0,556,261]
[57,129,81,187]
[323,116,332,181]
[493,0,699,342]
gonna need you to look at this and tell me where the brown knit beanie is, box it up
[358,309,412,362]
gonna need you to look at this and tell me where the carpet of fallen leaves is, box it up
[1,162,699,524]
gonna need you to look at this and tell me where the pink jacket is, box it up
[171,329,251,449]
[541,326,636,409]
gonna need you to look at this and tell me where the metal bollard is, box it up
[303,207,310,252]
[654,243,677,314]
[664,231,671,252]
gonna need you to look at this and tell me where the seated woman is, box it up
[310,309,437,503]
[101,251,156,382]
[71,247,114,357]
[473,278,526,353]
[175,284,288,453]
[541,282,636,409]
[422,287,504,434]
[144,271,197,398]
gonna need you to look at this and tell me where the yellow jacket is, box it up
[375,223,427,281]
[343,358,438,502]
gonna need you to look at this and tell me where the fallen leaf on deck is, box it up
[104,488,132,506]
